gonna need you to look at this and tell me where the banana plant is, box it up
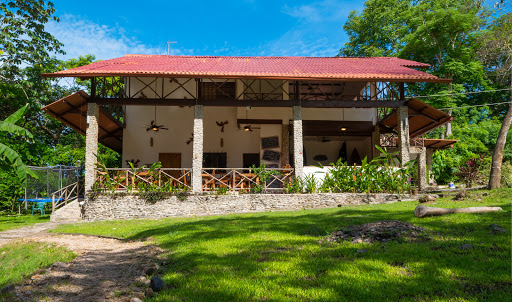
[0,104,37,187]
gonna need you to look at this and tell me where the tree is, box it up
[0,0,63,70]
[480,13,512,188]
[0,104,36,186]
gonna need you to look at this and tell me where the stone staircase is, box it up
[50,199,82,223]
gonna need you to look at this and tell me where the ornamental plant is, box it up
[457,155,485,188]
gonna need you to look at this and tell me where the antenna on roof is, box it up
[166,41,177,55]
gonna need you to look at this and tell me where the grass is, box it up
[0,215,50,232]
[0,241,75,288]
[55,188,512,301]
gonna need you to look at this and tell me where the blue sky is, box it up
[47,0,364,60]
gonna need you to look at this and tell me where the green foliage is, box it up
[250,164,280,193]
[284,176,303,194]
[0,0,64,67]
[0,215,50,232]
[214,186,230,195]
[0,104,37,187]
[322,147,413,194]
[0,241,74,289]
[457,154,485,187]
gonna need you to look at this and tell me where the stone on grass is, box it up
[419,194,439,203]
[490,224,507,234]
[145,267,158,276]
[145,287,154,297]
[459,244,473,250]
[356,249,367,254]
[130,298,143,302]
[149,276,165,292]
[1,284,15,294]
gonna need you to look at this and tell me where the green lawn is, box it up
[55,188,511,301]
[0,215,50,232]
[0,241,75,289]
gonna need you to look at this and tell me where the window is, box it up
[203,153,227,168]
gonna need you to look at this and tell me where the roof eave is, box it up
[41,72,452,83]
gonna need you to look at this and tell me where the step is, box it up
[50,200,82,223]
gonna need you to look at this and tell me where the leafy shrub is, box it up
[321,146,413,194]
[457,155,484,188]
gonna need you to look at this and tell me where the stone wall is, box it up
[82,193,406,221]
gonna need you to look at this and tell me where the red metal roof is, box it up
[44,55,450,83]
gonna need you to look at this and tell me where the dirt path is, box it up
[4,230,164,302]
[0,223,58,247]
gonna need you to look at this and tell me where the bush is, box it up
[457,155,485,188]
[286,147,413,194]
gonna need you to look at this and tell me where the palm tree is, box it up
[0,104,37,186]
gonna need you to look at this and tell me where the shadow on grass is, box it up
[123,201,511,301]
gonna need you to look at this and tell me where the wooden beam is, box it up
[91,97,406,108]
[237,119,283,125]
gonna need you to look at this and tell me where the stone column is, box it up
[281,123,290,167]
[397,106,410,166]
[293,106,304,179]
[417,147,427,191]
[85,103,99,194]
[192,105,203,194]
[426,148,434,184]
[372,126,380,160]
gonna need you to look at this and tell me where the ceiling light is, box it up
[244,126,250,132]
[340,127,347,131]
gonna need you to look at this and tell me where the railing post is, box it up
[232,170,235,192]
[52,194,55,213]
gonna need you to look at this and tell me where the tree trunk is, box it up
[414,205,503,218]
[488,101,512,189]
[446,109,452,137]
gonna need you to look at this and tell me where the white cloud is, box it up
[46,14,167,60]
[283,0,350,23]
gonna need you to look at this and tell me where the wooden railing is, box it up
[201,168,294,192]
[51,182,79,213]
[93,167,294,193]
[95,168,192,191]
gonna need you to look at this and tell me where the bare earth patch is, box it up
[327,220,432,243]
[6,233,164,302]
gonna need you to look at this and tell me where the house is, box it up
[42,55,456,195]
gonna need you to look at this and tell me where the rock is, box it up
[30,275,43,280]
[460,244,473,250]
[454,190,467,201]
[145,267,158,276]
[1,284,15,294]
[130,298,143,302]
[61,274,71,279]
[145,287,154,297]
[352,238,363,244]
[51,262,68,269]
[490,224,507,234]
[419,194,439,203]
[356,249,367,254]
[149,276,165,292]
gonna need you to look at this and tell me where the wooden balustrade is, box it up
[94,167,294,193]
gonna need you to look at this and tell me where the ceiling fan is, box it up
[146,106,168,132]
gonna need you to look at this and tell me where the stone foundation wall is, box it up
[82,193,406,221]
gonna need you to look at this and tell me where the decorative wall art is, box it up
[262,150,280,162]
[261,136,279,149]
[216,121,228,132]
